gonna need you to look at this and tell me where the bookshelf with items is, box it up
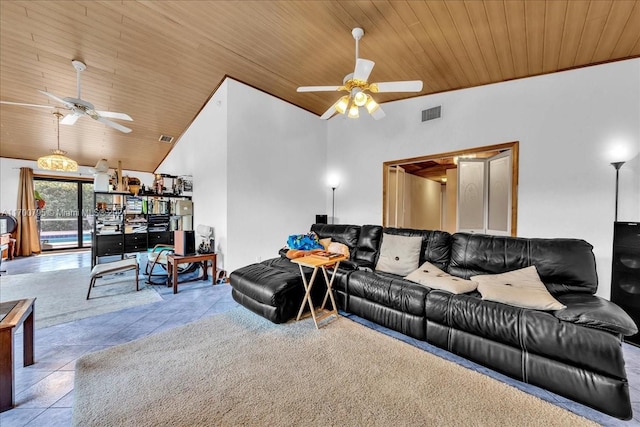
[124,196,147,254]
[144,194,192,248]
[91,191,193,267]
[92,191,128,267]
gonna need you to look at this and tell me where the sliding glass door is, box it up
[34,178,94,250]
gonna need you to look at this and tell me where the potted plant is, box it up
[34,190,46,209]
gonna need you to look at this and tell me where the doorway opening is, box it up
[383,141,519,236]
[34,176,94,251]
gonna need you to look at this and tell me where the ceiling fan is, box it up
[0,60,133,133]
[297,28,423,120]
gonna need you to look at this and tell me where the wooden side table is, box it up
[166,253,216,294]
[291,254,346,329]
[0,298,35,412]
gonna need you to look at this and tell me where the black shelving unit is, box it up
[91,191,192,267]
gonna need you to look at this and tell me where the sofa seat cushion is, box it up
[348,270,429,317]
[426,290,627,379]
[555,293,638,336]
[261,257,308,275]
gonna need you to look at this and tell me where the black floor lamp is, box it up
[611,161,625,222]
[331,187,336,224]
[328,175,340,224]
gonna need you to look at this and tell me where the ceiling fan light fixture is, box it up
[353,90,367,107]
[365,95,379,114]
[37,150,78,172]
[37,112,78,172]
[348,104,359,119]
[297,27,422,121]
[335,96,349,114]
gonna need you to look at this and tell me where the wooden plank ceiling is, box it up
[1,1,639,173]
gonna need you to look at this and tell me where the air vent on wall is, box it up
[158,135,174,143]
[422,106,441,122]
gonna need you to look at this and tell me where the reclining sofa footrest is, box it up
[230,262,305,324]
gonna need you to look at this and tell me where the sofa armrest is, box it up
[555,294,638,336]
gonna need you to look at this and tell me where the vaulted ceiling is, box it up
[1,1,639,173]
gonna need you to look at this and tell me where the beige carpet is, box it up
[0,266,162,328]
[73,309,596,427]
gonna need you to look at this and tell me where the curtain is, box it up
[15,167,41,256]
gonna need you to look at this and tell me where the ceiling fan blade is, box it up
[38,90,74,108]
[371,80,423,93]
[96,117,132,133]
[320,104,338,120]
[297,86,342,93]
[370,105,386,120]
[60,113,81,125]
[0,100,54,109]
[96,111,133,121]
[353,59,375,82]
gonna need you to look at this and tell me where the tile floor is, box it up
[1,251,640,426]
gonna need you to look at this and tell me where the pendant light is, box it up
[37,111,78,172]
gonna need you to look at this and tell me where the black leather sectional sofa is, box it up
[230,224,637,419]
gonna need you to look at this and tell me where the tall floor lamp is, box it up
[328,175,340,224]
[611,161,625,222]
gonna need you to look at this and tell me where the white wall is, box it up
[226,79,326,271]
[0,157,154,214]
[327,59,640,299]
[156,81,229,270]
[157,78,327,273]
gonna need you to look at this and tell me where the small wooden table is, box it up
[291,254,346,329]
[166,253,216,294]
[0,298,35,412]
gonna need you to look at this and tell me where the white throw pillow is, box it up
[405,262,478,294]
[405,261,447,277]
[375,233,422,276]
[471,266,566,311]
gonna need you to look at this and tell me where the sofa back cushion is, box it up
[375,233,423,276]
[310,224,361,256]
[448,233,598,295]
[383,228,451,271]
[352,225,383,267]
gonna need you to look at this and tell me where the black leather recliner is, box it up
[230,224,637,419]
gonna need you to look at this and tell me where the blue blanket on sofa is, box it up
[287,232,323,251]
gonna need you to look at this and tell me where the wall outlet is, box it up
[257,256,261,262]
